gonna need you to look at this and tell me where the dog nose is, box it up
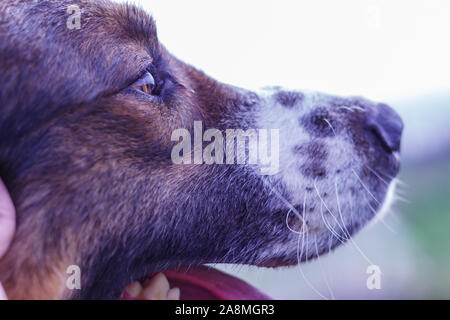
[366,103,403,153]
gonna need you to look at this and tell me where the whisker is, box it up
[296,225,329,299]
[314,235,335,300]
[350,105,365,112]
[379,171,409,187]
[366,197,397,234]
[261,175,334,299]
[394,195,411,204]
[346,228,376,266]
[314,179,349,238]
[387,209,401,224]
[364,165,390,186]
[262,177,332,299]
[285,193,308,235]
[286,209,301,234]
[379,218,397,234]
[261,178,307,225]
[320,202,347,243]
[394,187,408,196]
[351,168,380,204]
[337,106,355,113]
[393,178,409,188]
[323,118,337,136]
[336,179,376,266]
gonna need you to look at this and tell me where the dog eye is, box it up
[132,71,156,95]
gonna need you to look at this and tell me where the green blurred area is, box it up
[400,155,450,298]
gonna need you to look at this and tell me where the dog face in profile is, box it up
[0,0,403,299]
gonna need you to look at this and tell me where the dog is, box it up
[0,0,403,299]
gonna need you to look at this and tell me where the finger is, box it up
[0,178,16,258]
[0,282,7,300]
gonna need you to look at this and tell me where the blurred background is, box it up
[125,0,450,299]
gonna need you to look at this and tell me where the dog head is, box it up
[0,0,403,299]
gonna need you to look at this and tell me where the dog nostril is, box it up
[366,103,404,153]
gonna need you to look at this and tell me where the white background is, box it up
[124,0,450,101]
[121,0,450,162]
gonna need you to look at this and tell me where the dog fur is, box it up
[0,0,402,299]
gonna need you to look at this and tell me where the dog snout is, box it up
[366,103,404,153]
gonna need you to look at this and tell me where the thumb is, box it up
[0,178,15,258]
[0,283,7,300]
[0,178,15,300]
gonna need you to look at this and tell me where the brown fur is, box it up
[0,0,287,299]
[0,0,403,299]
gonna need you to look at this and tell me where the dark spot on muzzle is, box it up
[295,142,328,179]
[275,91,304,108]
[300,107,336,138]
[300,162,326,179]
[293,141,328,160]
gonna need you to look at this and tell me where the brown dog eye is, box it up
[132,71,155,95]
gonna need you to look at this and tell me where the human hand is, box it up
[0,178,15,300]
